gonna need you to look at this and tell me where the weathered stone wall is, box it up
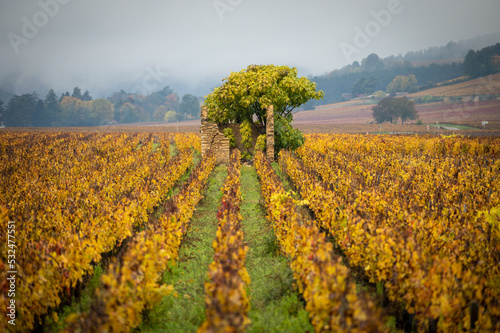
[266,105,275,160]
[201,106,230,164]
[201,105,275,164]
[201,121,230,164]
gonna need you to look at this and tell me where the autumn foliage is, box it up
[255,151,388,333]
[283,134,500,332]
[66,149,216,332]
[0,131,199,332]
[199,150,251,333]
[2,128,499,333]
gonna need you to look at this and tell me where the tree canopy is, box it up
[386,74,418,94]
[153,105,168,121]
[464,43,500,78]
[179,94,200,118]
[82,90,93,101]
[5,94,38,127]
[352,75,378,96]
[164,110,178,122]
[204,64,323,158]
[90,99,114,125]
[204,64,324,128]
[372,97,418,124]
[118,103,144,123]
[44,89,61,126]
[71,87,83,100]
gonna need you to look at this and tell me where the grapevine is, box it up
[198,150,251,333]
[254,151,388,333]
[0,132,195,332]
[66,151,216,332]
[281,134,500,332]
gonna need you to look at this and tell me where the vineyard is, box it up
[408,73,500,98]
[1,129,500,332]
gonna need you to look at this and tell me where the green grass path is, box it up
[141,165,313,332]
[45,162,313,332]
[240,166,313,333]
[138,165,227,333]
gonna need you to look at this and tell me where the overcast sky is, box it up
[1,0,499,98]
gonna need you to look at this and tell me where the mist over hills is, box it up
[387,32,500,63]
[303,33,500,108]
[0,88,14,104]
[0,32,499,105]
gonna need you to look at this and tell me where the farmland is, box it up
[293,99,500,131]
[293,72,500,131]
[408,73,500,97]
[1,129,500,332]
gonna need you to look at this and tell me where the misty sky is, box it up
[1,0,499,98]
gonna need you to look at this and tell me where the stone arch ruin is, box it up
[200,105,275,164]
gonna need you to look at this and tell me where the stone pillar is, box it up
[201,105,208,121]
[201,122,215,158]
[266,105,275,160]
[200,104,230,164]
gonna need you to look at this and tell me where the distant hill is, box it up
[306,33,500,108]
[396,32,500,63]
[294,74,500,127]
[409,73,500,97]
[0,88,14,104]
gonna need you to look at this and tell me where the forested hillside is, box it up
[305,39,500,109]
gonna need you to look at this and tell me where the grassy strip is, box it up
[42,266,104,332]
[46,148,200,332]
[199,150,251,332]
[64,152,216,332]
[271,162,293,192]
[240,165,313,333]
[429,123,478,130]
[138,166,228,333]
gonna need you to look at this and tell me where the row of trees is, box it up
[60,87,93,102]
[0,90,112,127]
[0,86,201,127]
[463,43,500,78]
[351,73,420,96]
[107,86,200,124]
